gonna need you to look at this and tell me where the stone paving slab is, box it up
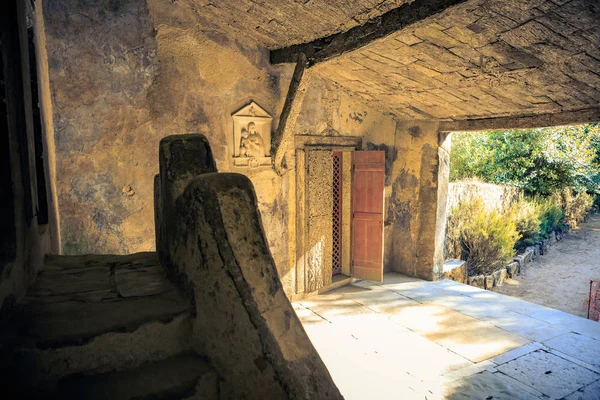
[390,302,530,362]
[543,333,600,370]
[490,342,545,365]
[496,349,599,399]
[563,378,600,400]
[528,309,600,340]
[481,310,569,342]
[442,370,544,400]
[294,274,600,399]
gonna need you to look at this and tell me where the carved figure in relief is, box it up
[239,128,250,157]
[239,121,264,158]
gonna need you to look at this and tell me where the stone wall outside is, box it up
[447,180,522,214]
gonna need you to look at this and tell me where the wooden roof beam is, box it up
[270,0,468,66]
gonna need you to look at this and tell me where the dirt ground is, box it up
[494,214,600,318]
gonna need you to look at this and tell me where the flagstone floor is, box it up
[293,273,600,400]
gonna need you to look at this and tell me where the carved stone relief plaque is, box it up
[232,101,272,168]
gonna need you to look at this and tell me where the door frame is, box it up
[289,135,361,295]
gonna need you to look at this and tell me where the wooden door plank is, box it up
[351,151,385,282]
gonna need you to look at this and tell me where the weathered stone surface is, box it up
[27,253,171,301]
[514,255,526,273]
[3,290,189,348]
[311,0,600,122]
[523,249,534,263]
[544,332,600,370]
[485,274,495,290]
[564,379,600,400]
[6,314,193,386]
[390,121,446,281]
[114,264,172,298]
[468,275,485,289]
[443,370,543,400]
[41,0,293,272]
[443,259,467,283]
[493,268,507,287]
[169,172,342,399]
[0,253,196,395]
[28,267,111,297]
[157,135,217,261]
[2,254,189,349]
[496,349,599,399]
[55,353,217,400]
[506,261,519,278]
[540,240,548,255]
[448,181,521,214]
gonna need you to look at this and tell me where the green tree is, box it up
[450,124,600,195]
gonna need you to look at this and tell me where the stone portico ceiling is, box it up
[312,0,600,121]
[271,0,600,122]
[184,0,412,47]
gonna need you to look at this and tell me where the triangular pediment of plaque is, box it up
[233,101,272,120]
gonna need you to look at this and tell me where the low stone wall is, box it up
[463,231,560,290]
[447,181,521,213]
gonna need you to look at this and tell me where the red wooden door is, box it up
[352,151,385,282]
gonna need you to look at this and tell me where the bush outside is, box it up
[446,124,600,275]
[445,188,595,275]
[446,196,519,276]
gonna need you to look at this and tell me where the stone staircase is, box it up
[0,252,218,399]
[0,134,342,399]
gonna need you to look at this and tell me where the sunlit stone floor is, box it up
[293,273,600,400]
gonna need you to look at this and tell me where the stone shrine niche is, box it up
[232,101,272,168]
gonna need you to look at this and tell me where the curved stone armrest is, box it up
[155,135,217,260]
[168,172,342,399]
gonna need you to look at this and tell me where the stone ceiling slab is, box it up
[307,0,600,121]
[185,0,412,48]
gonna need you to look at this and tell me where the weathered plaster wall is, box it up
[39,0,449,291]
[387,121,447,280]
[287,74,450,284]
[295,74,397,138]
[290,75,399,290]
[40,0,294,288]
[0,1,53,309]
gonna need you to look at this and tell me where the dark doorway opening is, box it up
[0,46,17,264]
[26,25,48,225]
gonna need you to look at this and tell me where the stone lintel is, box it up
[439,107,600,132]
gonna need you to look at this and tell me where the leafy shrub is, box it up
[450,124,600,195]
[445,196,520,276]
[536,197,565,238]
[561,190,594,229]
[511,197,542,249]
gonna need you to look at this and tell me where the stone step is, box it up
[54,353,217,400]
[1,280,190,348]
[25,252,171,303]
[19,353,217,400]
[0,252,195,391]
[0,312,193,389]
